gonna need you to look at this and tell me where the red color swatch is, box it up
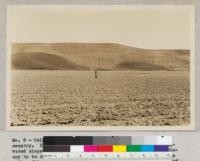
[98,145,113,152]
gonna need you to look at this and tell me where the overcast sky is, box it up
[7,5,194,49]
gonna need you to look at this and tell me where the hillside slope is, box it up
[11,43,190,71]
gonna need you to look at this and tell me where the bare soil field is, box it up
[10,70,190,126]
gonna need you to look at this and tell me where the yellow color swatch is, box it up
[113,145,126,152]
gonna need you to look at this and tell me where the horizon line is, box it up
[11,42,190,50]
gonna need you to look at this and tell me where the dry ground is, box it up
[10,70,190,126]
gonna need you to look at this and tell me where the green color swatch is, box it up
[126,145,141,152]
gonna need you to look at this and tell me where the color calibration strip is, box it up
[43,144,170,152]
[43,136,172,146]
[43,136,173,160]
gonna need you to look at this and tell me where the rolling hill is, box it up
[11,43,190,71]
[12,52,88,70]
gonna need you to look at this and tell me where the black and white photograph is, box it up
[7,5,195,130]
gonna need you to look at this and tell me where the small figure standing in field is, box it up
[94,69,98,79]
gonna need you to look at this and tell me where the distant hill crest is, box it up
[11,43,190,71]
